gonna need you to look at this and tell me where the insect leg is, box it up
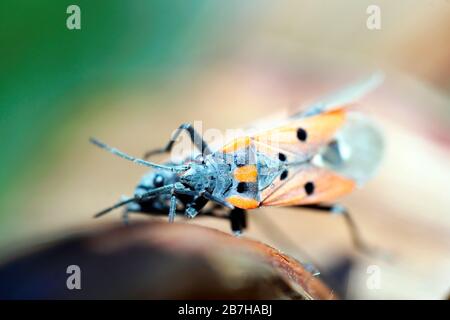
[119,195,132,225]
[122,210,130,225]
[295,204,373,254]
[197,204,247,234]
[229,208,247,235]
[143,123,211,159]
[168,194,177,223]
[137,183,181,201]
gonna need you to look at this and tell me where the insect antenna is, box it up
[93,184,177,218]
[90,137,189,173]
[94,197,136,218]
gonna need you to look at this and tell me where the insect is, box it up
[91,73,384,251]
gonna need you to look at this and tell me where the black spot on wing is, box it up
[296,128,308,141]
[304,181,315,195]
[280,170,288,181]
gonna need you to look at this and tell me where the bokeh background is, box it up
[1,0,449,299]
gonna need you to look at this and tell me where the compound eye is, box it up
[153,174,165,188]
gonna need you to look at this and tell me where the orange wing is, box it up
[218,109,353,206]
[261,164,355,206]
[218,75,384,206]
[250,109,347,161]
[250,109,354,206]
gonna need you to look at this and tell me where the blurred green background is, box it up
[0,0,242,231]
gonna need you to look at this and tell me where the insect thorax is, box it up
[179,163,217,193]
[206,145,285,207]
